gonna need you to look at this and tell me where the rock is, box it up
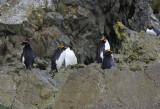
[0,0,145,64]
[34,57,48,70]
[53,63,160,109]
[53,64,86,88]
[0,65,58,109]
[0,0,160,109]
[130,1,160,31]
[44,12,64,27]
[113,22,160,71]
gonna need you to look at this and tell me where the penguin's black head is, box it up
[58,45,67,51]
[148,24,154,29]
[20,41,30,46]
[65,45,72,50]
[104,50,113,56]
[99,35,107,43]
[58,45,64,49]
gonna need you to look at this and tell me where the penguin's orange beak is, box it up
[65,46,68,48]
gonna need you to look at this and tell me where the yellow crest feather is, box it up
[22,41,28,42]
[100,35,105,41]
[58,45,64,49]
[106,50,110,52]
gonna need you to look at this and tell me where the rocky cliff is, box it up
[0,0,159,64]
[0,0,160,109]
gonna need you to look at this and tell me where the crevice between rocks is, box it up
[10,74,21,108]
[144,71,159,89]
[117,96,126,107]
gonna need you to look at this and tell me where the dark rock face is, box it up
[130,1,160,32]
[0,0,154,65]
[0,0,159,66]
[0,0,159,64]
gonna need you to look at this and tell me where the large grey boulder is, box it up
[0,64,58,109]
[53,63,160,109]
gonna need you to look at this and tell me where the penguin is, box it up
[49,45,66,74]
[101,50,116,69]
[96,35,110,63]
[20,41,34,70]
[64,46,77,67]
[146,24,160,36]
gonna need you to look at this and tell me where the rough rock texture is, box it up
[1,0,159,65]
[1,61,160,109]
[0,63,58,109]
[150,0,160,21]
[0,0,160,109]
[114,29,160,71]
[0,0,46,24]
[130,0,160,31]
[53,63,160,109]
[0,61,86,109]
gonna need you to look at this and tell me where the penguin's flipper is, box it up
[96,47,102,63]
[20,53,24,62]
[111,62,116,67]
[32,58,34,68]
[111,55,116,66]
[153,28,160,36]
[50,62,56,74]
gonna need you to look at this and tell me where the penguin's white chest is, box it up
[65,48,77,67]
[146,29,157,36]
[100,41,110,61]
[105,40,110,50]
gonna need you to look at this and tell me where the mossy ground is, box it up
[151,0,160,11]
[113,22,127,40]
[0,104,10,109]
